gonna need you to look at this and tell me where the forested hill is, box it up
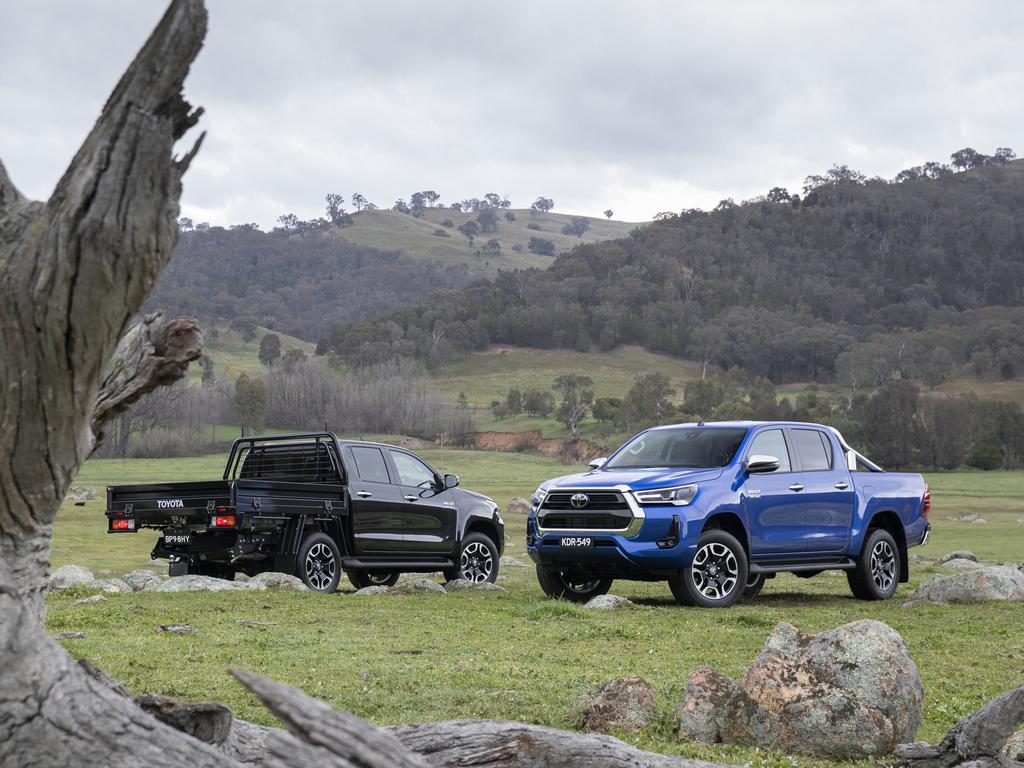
[325,156,1024,387]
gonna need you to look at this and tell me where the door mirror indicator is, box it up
[588,457,608,470]
[746,454,781,474]
[443,473,460,489]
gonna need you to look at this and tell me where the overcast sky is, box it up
[1,1,1021,227]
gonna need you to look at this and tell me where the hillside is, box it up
[195,324,314,382]
[333,208,639,275]
[325,158,1024,389]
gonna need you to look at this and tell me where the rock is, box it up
[957,514,978,522]
[444,579,506,592]
[936,550,978,565]
[123,569,162,592]
[67,485,97,501]
[234,573,251,583]
[499,556,526,568]
[937,558,984,570]
[1006,729,1024,761]
[505,497,531,515]
[158,624,197,634]
[136,693,233,745]
[392,578,446,594]
[584,594,634,610]
[53,631,86,640]
[576,676,656,733]
[244,572,308,591]
[675,620,924,757]
[1018,517,1024,524]
[154,575,248,592]
[74,595,106,606]
[913,566,1024,604]
[354,585,391,596]
[87,578,133,594]
[972,518,988,524]
[48,564,95,589]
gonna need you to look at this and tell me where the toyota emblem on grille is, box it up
[570,493,590,508]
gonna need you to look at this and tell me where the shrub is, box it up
[433,229,450,237]
[526,223,543,231]
[528,237,555,256]
[966,443,1003,470]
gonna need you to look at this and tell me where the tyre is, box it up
[535,566,612,603]
[346,569,400,590]
[296,532,341,593]
[847,528,900,601]
[669,530,748,608]
[742,572,766,599]
[443,533,500,584]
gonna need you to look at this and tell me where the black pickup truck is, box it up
[105,432,505,592]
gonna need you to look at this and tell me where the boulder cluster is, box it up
[48,565,308,593]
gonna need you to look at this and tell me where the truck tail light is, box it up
[921,485,931,518]
[110,518,134,531]
[212,514,236,528]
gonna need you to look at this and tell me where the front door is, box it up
[387,449,458,554]
[346,445,405,555]
[743,428,807,557]
[788,427,854,554]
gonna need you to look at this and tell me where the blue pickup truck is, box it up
[526,421,930,607]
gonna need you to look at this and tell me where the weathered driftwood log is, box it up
[894,684,1024,767]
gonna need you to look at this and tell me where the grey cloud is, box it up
[2,0,1022,226]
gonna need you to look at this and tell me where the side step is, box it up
[749,558,856,575]
[341,558,454,572]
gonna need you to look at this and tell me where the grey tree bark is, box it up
[0,3,728,767]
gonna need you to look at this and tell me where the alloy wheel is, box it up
[690,541,739,600]
[460,541,494,583]
[870,540,896,592]
[304,542,337,591]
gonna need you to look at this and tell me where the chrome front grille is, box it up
[536,487,643,536]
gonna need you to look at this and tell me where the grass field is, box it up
[332,208,641,277]
[48,453,1024,767]
[197,325,315,382]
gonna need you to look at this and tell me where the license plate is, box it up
[164,533,192,546]
[560,536,593,548]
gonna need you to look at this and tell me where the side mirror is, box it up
[745,454,781,474]
[443,473,460,489]
[588,457,608,470]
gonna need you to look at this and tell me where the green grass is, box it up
[434,344,703,408]
[197,325,315,382]
[47,455,1024,767]
[331,208,640,276]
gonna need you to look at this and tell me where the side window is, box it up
[792,429,833,471]
[389,451,437,489]
[350,447,391,483]
[746,429,791,473]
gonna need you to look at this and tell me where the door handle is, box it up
[788,483,804,492]
[356,490,372,498]
[404,495,418,502]
[833,481,850,490]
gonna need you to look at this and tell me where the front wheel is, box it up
[443,533,500,584]
[296,532,341,593]
[535,566,611,603]
[669,530,748,608]
[346,569,400,590]
[847,528,900,601]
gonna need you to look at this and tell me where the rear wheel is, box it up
[443,533,500,584]
[346,569,400,590]
[669,530,748,608]
[742,572,766,599]
[848,528,899,601]
[296,532,341,593]
[535,566,611,603]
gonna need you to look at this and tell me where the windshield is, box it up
[604,427,748,469]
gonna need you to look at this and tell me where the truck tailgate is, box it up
[106,480,233,531]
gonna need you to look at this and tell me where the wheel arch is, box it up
[700,512,750,558]
[866,510,909,583]
[464,518,501,551]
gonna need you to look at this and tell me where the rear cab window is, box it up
[350,446,392,483]
[790,428,833,471]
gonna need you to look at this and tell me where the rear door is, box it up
[788,427,854,554]
[743,427,807,557]
[345,446,406,554]
[387,449,457,554]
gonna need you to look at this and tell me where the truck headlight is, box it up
[531,487,548,507]
[634,484,697,506]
